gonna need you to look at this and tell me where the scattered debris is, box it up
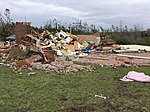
[95,94,107,99]
[75,53,150,68]
[28,72,37,76]
[1,22,150,74]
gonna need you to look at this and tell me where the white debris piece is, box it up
[95,94,106,99]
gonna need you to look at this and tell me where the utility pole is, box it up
[25,17,27,22]
[69,24,72,36]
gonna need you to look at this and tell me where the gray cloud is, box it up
[0,0,150,29]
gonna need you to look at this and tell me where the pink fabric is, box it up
[120,71,150,82]
[120,75,134,82]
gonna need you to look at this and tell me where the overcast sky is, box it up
[0,0,150,29]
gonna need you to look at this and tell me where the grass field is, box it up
[0,65,150,112]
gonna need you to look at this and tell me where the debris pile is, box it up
[1,22,150,74]
[0,45,93,73]
[0,22,99,73]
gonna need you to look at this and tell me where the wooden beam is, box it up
[116,54,150,60]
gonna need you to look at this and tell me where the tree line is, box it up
[0,9,150,45]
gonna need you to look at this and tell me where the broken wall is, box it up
[15,22,31,44]
[76,32,100,44]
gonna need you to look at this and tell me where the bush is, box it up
[0,23,14,41]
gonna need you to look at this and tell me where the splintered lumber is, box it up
[116,54,150,60]
[26,34,39,41]
[0,46,10,49]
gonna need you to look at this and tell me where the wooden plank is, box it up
[82,56,109,60]
[116,54,150,60]
[26,34,39,41]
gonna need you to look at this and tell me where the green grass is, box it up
[0,65,150,112]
